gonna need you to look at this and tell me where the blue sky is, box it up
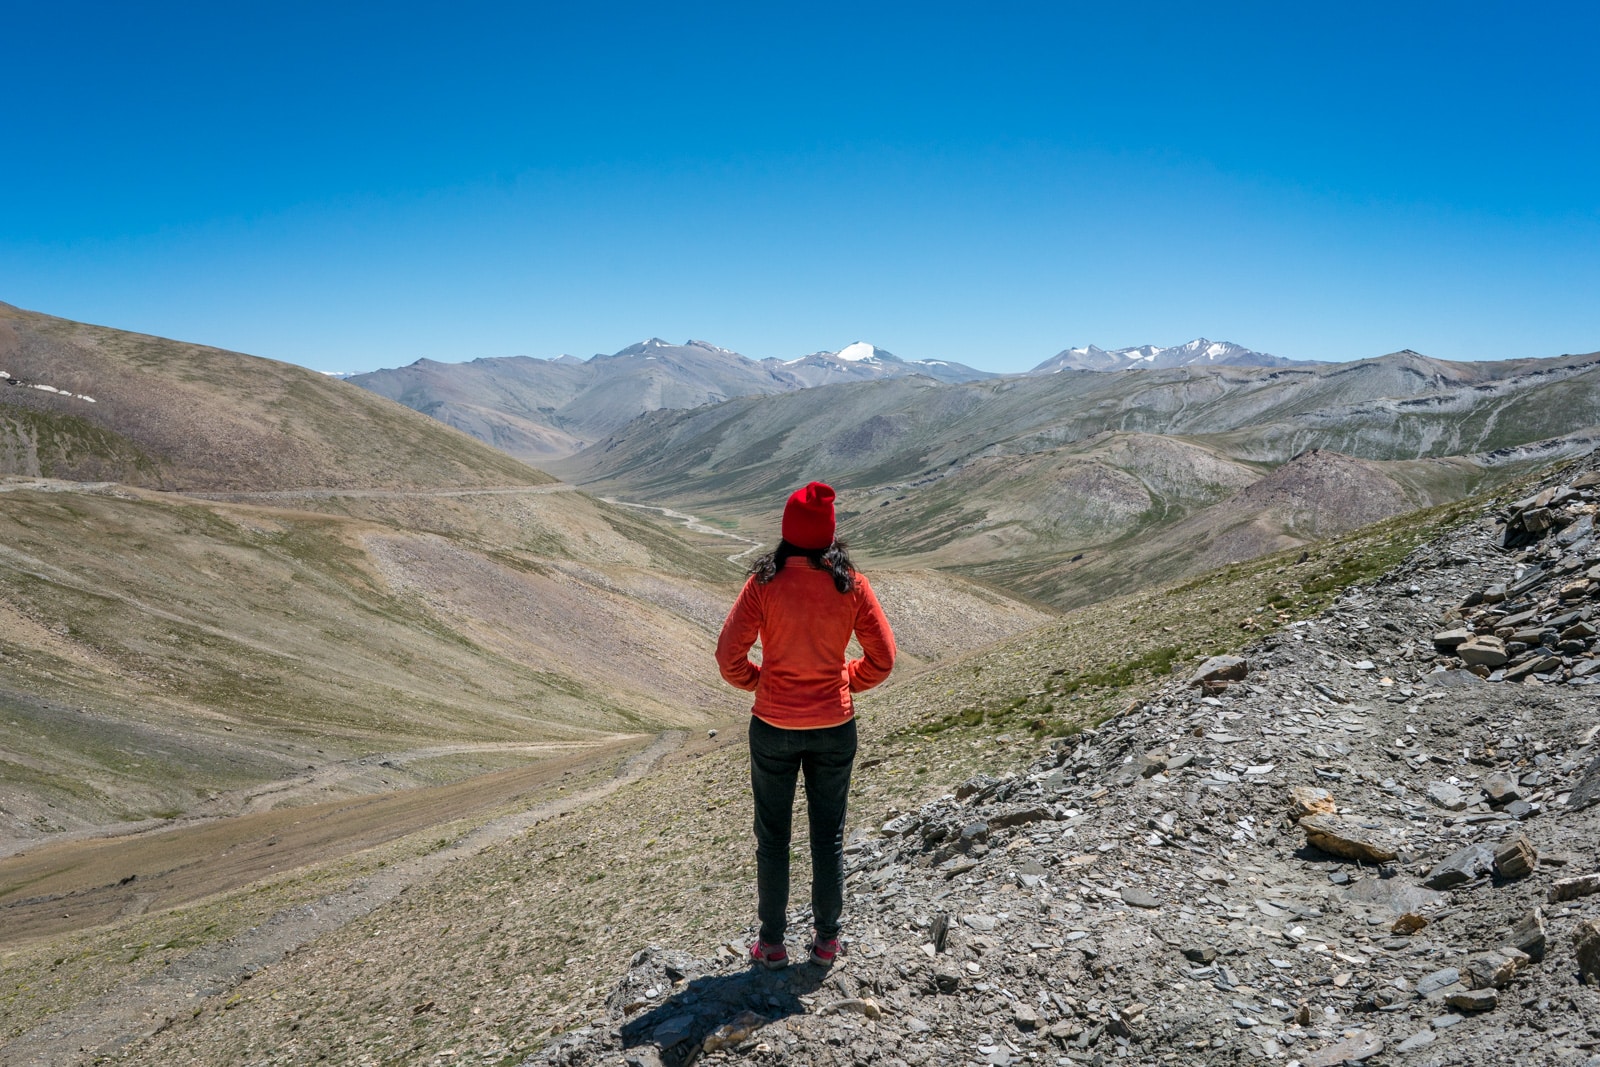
[3,2,1597,374]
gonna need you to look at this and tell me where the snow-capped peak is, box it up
[834,341,878,362]
[1030,337,1308,375]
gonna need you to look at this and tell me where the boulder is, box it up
[1300,814,1402,863]
[1188,655,1248,688]
[1493,835,1537,880]
[1432,627,1474,650]
[1548,872,1600,903]
[1483,770,1521,807]
[1456,636,1508,668]
[1289,785,1337,819]
[1465,948,1529,990]
[1425,781,1468,811]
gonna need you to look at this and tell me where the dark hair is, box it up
[750,539,855,593]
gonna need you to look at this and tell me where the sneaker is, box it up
[808,936,840,967]
[750,939,788,970]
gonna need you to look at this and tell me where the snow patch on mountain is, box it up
[2,369,96,402]
[1031,338,1318,374]
[835,342,879,362]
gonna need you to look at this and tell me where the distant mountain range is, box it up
[350,335,1324,462]
[553,346,1600,607]
[1030,337,1316,373]
[351,339,994,460]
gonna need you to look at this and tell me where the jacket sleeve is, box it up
[715,577,763,692]
[846,574,896,693]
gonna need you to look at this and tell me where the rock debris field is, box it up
[543,456,1600,1067]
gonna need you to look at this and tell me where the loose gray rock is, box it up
[1424,843,1497,890]
[1416,968,1462,998]
[1575,918,1600,985]
[1483,770,1521,806]
[1120,887,1160,909]
[1300,1031,1384,1066]
[1510,908,1548,962]
[1465,948,1529,990]
[1425,781,1468,811]
[1569,754,1600,812]
[1396,1029,1437,1053]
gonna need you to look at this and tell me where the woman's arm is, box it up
[846,574,896,692]
[715,577,763,691]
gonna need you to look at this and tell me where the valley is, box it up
[1,300,1597,1066]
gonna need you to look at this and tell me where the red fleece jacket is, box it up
[715,566,896,729]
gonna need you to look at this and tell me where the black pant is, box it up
[748,715,857,944]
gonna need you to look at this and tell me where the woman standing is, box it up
[716,481,896,969]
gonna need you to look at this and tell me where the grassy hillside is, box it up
[0,485,743,839]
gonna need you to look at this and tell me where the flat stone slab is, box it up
[1120,887,1161,909]
[1301,814,1403,863]
[1301,1031,1385,1066]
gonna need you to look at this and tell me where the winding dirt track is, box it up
[600,497,764,562]
[0,730,685,1066]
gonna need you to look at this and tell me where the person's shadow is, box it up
[619,958,831,1066]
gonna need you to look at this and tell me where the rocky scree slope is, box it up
[542,452,1600,1067]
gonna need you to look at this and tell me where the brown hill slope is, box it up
[0,302,547,491]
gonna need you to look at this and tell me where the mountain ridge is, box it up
[352,338,995,461]
[1030,337,1319,373]
[554,347,1600,607]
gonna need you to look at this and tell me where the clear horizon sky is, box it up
[4,2,1598,375]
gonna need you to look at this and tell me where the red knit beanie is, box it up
[782,481,836,550]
